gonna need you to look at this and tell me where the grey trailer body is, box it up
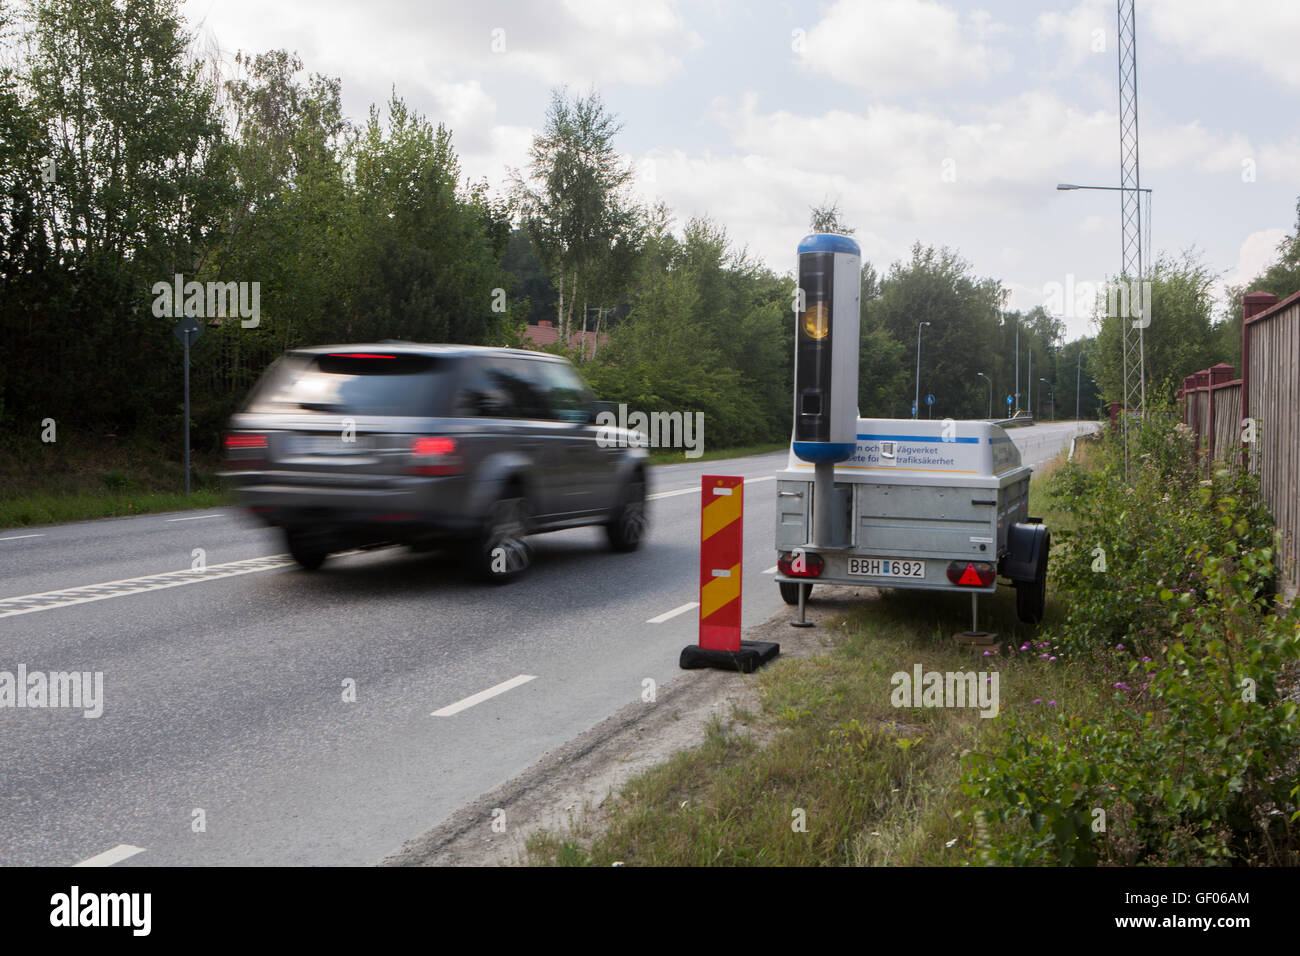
[774,418,1049,620]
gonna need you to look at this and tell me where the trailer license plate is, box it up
[848,557,925,578]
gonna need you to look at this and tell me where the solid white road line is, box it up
[0,534,43,541]
[646,601,699,624]
[762,566,778,574]
[74,844,146,867]
[649,474,774,501]
[431,674,537,717]
[164,514,224,522]
[0,554,295,619]
[648,486,700,500]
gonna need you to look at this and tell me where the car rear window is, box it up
[245,352,453,416]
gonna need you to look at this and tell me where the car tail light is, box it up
[408,436,462,476]
[946,561,996,587]
[778,550,824,578]
[224,432,268,465]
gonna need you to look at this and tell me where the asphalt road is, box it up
[0,422,1091,866]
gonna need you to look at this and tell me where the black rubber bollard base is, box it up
[679,640,781,674]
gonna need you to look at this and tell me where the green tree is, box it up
[865,244,1004,419]
[1093,250,1217,405]
[345,94,511,346]
[808,199,854,235]
[4,0,227,439]
[513,87,641,345]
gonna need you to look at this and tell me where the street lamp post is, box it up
[1076,350,1085,425]
[977,372,992,419]
[914,321,931,420]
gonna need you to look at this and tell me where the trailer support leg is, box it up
[791,579,813,628]
[953,590,998,650]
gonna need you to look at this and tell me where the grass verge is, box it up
[0,437,231,529]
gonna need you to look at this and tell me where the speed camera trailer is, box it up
[774,418,1049,629]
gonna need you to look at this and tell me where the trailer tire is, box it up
[779,581,812,606]
[1014,529,1050,624]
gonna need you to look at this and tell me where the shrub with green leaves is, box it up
[963,403,1299,865]
[1047,401,1275,661]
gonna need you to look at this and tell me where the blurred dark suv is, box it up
[221,343,648,581]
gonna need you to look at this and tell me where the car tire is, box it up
[778,581,812,606]
[285,529,329,571]
[606,473,647,552]
[475,494,532,583]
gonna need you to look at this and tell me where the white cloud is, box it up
[1145,0,1300,90]
[796,0,1005,95]
[1035,0,1113,70]
[1207,227,1288,319]
[1227,228,1287,287]
[183,0,700,92]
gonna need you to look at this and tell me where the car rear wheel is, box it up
[778,581,812,605]
[606,474,647,552]
[285,528,330,571]
[475,495,532,583]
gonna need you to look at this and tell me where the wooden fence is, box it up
[1177,290,1300,599]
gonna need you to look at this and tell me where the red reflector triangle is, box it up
[957,563,984,586]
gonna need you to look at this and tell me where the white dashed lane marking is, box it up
[431,675,537,717]
[73,844,146,867]
[649,474,773,501]
[0,534,44,542]
[164,514,224,522]
[646,602,698,624]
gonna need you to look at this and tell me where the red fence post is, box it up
[1242,291,1279,467]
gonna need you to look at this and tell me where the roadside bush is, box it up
[1047,401,1274,661]
[963,402,1300,865]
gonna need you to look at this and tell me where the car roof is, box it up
[288,343,565,362]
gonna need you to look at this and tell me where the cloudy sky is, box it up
[181,0,1300,341]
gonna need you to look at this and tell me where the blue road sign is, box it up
[1006,395,1013,405]
[925,394,935,406]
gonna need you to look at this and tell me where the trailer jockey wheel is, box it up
[779,581,813,606]
[1014,529,1050,624]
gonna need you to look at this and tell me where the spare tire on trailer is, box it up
[1003,522,1050,624]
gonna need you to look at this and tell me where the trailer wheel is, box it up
[779,581,812,606]
[1014,529,1050,624]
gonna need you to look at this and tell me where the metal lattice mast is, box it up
[1117,0,1145,476]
